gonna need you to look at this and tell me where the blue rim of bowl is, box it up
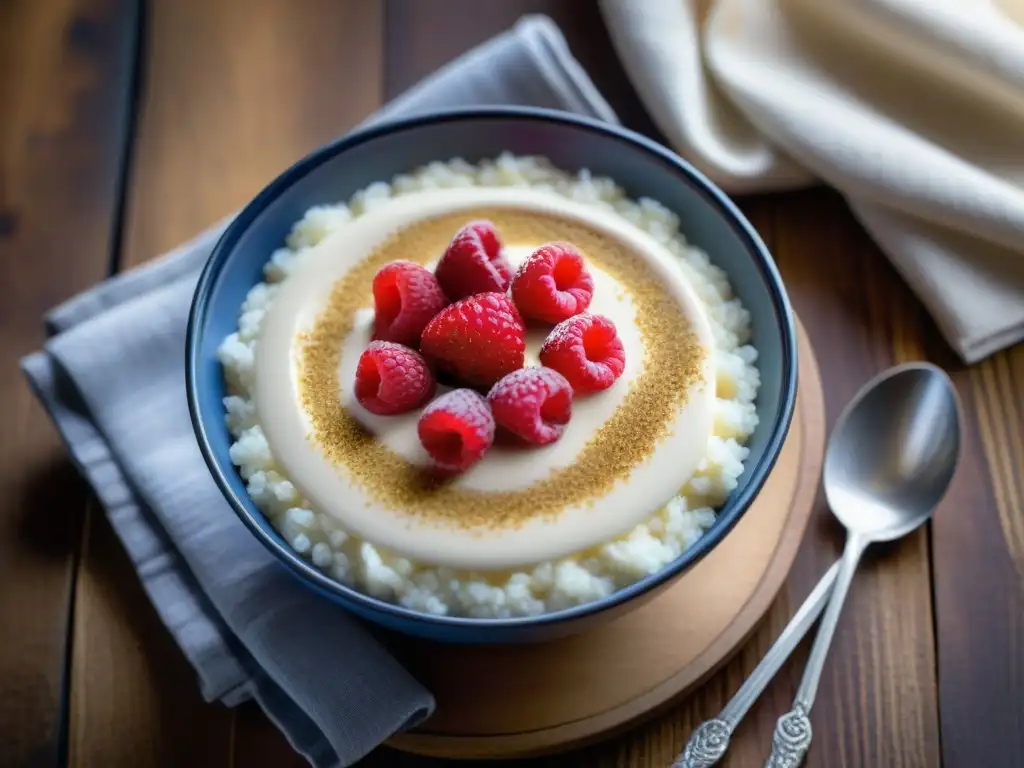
[186,105,799,631]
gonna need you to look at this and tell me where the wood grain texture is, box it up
[120,0,384,268]
[384,0,660,140]
[67,1,384,766]
[932,343,1024,767]
[0,0,136,765]
[770,189,942,768]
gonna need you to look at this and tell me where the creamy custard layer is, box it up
[253,187,716,571]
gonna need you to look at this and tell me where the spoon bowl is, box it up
[824,362,961,542]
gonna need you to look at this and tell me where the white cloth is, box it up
[20,16,616,768]
[600,0,1024,363]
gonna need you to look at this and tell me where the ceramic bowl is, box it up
[187,107,798,644]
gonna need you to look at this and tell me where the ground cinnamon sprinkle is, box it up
[298,208,705,531]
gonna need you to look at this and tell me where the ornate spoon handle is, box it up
[765,535,869,768]
[673,561,840,768]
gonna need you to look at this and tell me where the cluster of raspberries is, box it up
[353,220,626,471]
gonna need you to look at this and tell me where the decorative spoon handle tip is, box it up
[765,705,812,768]
[674,718,731,767]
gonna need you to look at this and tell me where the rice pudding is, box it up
[219,154,760,618]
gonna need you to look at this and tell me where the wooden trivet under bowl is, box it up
[387,318,825,760]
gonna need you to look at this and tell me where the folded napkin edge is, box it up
[19,351,258,705]
[514,14,621,124]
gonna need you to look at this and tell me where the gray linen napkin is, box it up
[20,15,617,768]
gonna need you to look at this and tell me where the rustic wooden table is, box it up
[3,1,1022,766]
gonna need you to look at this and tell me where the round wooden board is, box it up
[388,318,825,760]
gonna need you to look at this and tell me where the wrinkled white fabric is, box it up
[601,0,1024,362]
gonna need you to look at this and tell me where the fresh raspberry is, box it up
[354,341,436,415]
[420,292,526,388]
[511,242,594,324]
[372,260,448,347]
[466,219,503,261]
[487,367,573,445]
[538,313,626,394]
[417,389,495,471]
[434,220,513,300]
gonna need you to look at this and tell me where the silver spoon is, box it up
[765,362,960,767]
[675,362,960,768]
